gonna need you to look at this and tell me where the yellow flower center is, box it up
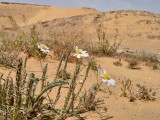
[76,50,82,54]
[102,74,110,80]
[41,45,47,50]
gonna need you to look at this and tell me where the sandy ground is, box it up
[26,6,98,25]
[0,3,98,27]
[0,55,159,120]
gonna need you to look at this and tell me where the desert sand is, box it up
[0,55,159,120]
[0,2,160,52]
[0,3,97,27]
[0,2,160,120]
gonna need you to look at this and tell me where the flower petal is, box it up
[77,54,81,58]
[82,53,89,57]
[82,50,87,53]
[107,82,112,86]
[109,79,116,86]
[40,49,46,52]
[103,69,107,74]
[102,78,107,83]
[45,50,50,54]
[45,46,49,50]
[98,68,107,74]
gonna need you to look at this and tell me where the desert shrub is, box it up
[118,52,160,70]
[138,53,160,70]
[136,84,156,101]
[126,55,141,69]
[52,39,73,60]
[120,79,135,102]
[0,48,109,119]
[143,54,160,70]
[50,27,91,60]
[0,25,53,58]
[8,16,20,31]
[0,52,19,69]
[0,16,49,58]
[147,62,160,70]
[77,89,103,112]
[1,16,122,59]
[0,58,68,120]
[120,79,156,102]
[76,83,111,120]
[146,35,160,39]
[113,59,123,67]
[96,25,121,56]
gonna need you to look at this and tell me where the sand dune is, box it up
[0,3,98,27]
[26,6,98,25]
[0,2,159,53]
[29,10,160,53]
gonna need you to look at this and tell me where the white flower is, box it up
[98,68,116,86]
[37,43,49,54]
[72,46,89,59]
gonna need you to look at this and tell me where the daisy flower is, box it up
[72,46,89,59]
[98,68,116,86]
[37,43,49,54]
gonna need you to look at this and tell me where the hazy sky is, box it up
[0,0,160,13]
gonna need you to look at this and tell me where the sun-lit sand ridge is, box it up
[0,2,160,52]
[0,3,98,27]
